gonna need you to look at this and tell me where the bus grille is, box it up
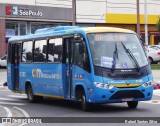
[110,90,144,100]
[107,73,142,79]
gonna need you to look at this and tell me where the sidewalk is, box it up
[152,70,160,84]
[0,69,6,86]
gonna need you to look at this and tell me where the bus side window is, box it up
[22,41,33,63]
[73,42,91,73]
[48,38,62,63]
[34,40,47,63]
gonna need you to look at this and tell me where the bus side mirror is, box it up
[74,35,83,43]
[79,43,85,54]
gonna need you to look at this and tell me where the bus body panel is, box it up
[19,64,64,97]
[72,65,93,100]
[7,64,13,90]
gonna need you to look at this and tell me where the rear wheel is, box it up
[26,84,43,103]
[127,101,138,108]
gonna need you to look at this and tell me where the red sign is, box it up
[6,6,11,15]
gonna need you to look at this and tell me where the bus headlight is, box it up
[94,82,114,89]
[142,80,154,88]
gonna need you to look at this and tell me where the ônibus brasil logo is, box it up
[32,68,61,79]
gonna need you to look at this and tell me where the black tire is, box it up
[127,101,138,108]
[27,85,43,103]
[81,90,91,111]
[153,61,158,64]
[149,57,153,64]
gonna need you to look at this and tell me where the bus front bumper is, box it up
[87,86,153,104]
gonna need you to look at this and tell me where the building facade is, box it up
[76,0,160,45]
[0,0,160,57]
[0,0,73,57]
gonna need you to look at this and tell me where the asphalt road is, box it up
[0,86,160,126]
[0,68,160,126]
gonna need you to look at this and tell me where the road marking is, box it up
[0,86,9,90]
[0,105,12,126]
[0,102,26,106]
[0,97,22,101]
[8,94,27,98]
[13,107,30,117]
[0,105,12,117]
[14,107,30,126]
[141,100,160,104]
[0,90,10,92]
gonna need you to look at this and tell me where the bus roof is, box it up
[9,26,136,42]
[82,27,135,34]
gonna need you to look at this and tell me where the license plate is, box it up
[122,98,133,101]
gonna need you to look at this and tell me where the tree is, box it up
[156,16,160,31]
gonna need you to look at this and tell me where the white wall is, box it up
[107,0,136,14]
[76,0,106,23]
[1,0,160,23]
[0,0,72,8]
[107,0,160,15]
[1,0,36,6]
[36,0,72,8]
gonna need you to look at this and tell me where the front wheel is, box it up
[148,57,153,64]
[81,91,91,111]
[127,101,138,108]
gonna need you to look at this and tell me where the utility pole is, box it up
[72,0,76,26]
[144,0,148,45]
[136,0,140,37]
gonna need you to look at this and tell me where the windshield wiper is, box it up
[111,43,119,72]
[121,42,140,71]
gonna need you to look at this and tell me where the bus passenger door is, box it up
[64,38,74,98]
[11,43,21,91]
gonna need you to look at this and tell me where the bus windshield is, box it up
[87,33,148,69]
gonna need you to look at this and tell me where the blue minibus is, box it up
[7,26,154,111]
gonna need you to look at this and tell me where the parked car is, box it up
[149,45,160,50]
[0,55,7,67]
[147,46,160,64]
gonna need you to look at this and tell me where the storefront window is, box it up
[6,21,18,36]
[6,21,27,36]
[31,22,70,33]
[20,22,27,35]
[154,35,160,45]
[76,23,95,27]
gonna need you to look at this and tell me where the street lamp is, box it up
[144,0,148,45]
[72,0,76,26]
[137,0,140,37]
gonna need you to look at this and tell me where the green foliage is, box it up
[156,16,160,31]
[151,64,160,70]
